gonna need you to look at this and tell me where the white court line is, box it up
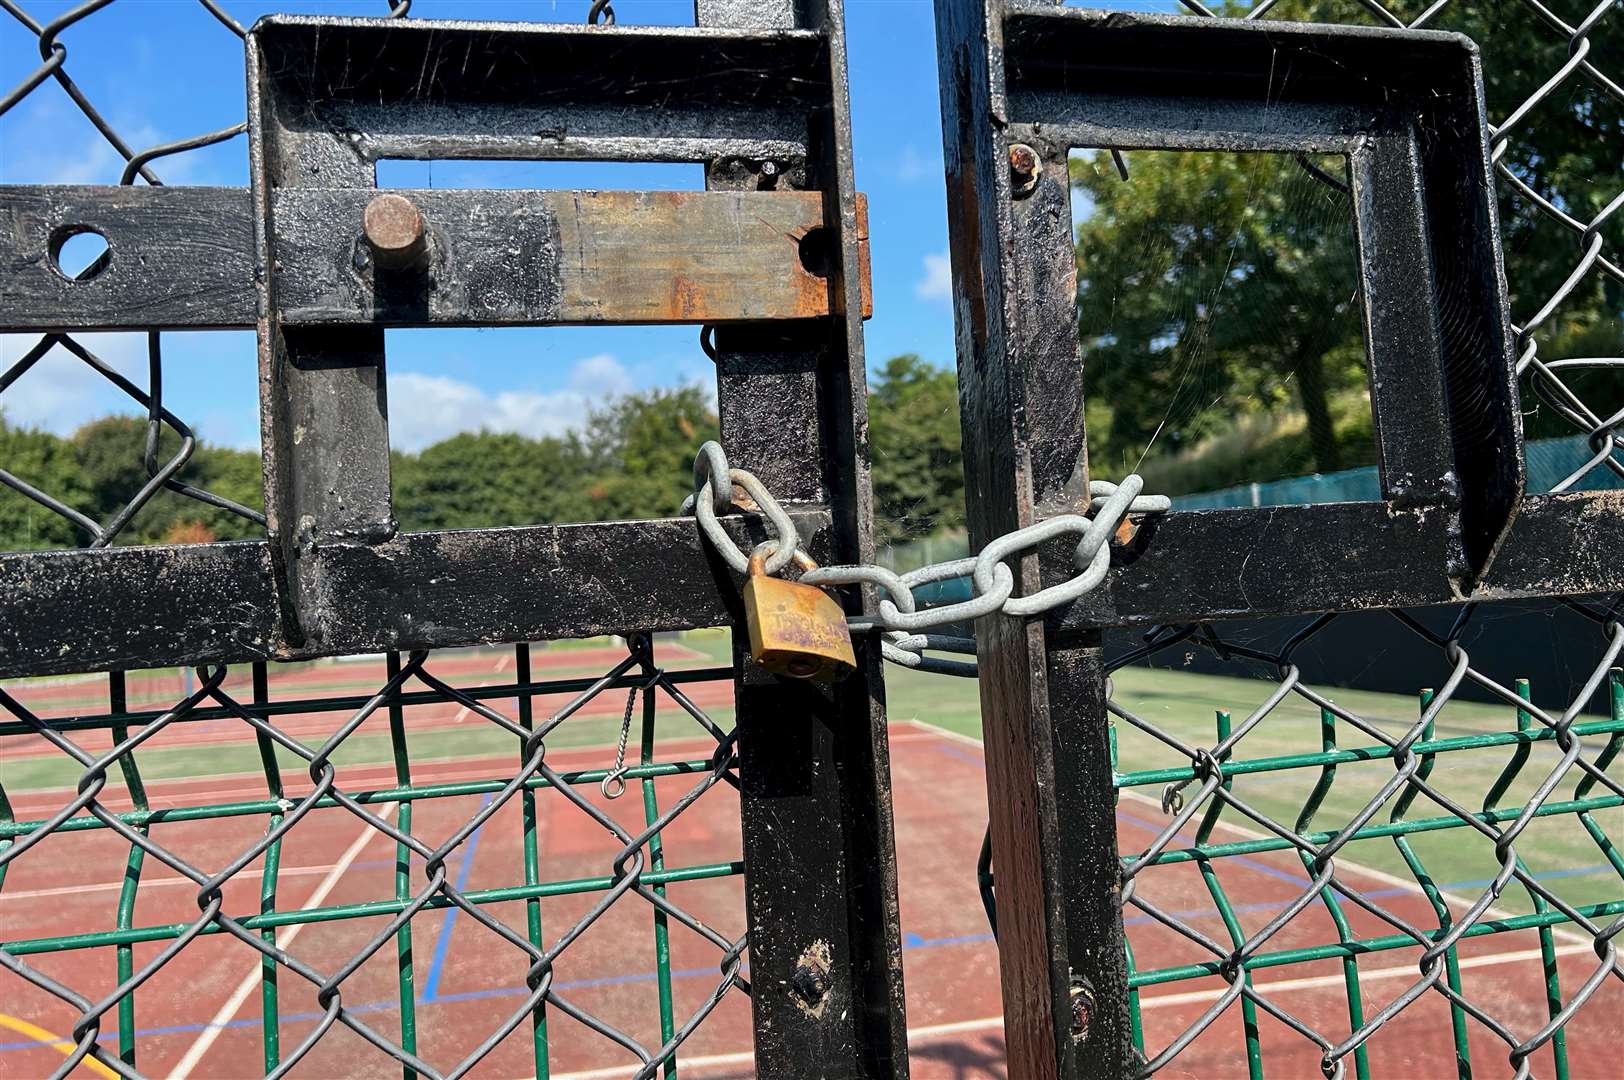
[539,943,1596,1080]
[1135,942,1595,1009]
[8,733,958,899]
[1113,788,1592,949]
[10,727,740,803]
[0,863,348,902]
[896,717,986,750]
[447,651,513,725]
[166,804,395,1080]
[902,715,1592,948]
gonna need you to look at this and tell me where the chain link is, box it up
[684,440,1170,675]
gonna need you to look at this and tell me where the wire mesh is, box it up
[4,0,1623,1076]
[1105,608,1623,1078]
[0,637,747,1078]
[0,3,758,1076]
[1073,5,1624,1073]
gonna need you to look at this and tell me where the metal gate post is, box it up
[246,46,394,652]
[934,1,1137,1076]
[695,4,910,1076]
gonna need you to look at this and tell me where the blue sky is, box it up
[0,0,1029,451]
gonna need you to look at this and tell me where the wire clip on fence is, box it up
[682,440,1170,677]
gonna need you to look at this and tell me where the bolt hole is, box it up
[798,226,833,279]
[50,226,111,281]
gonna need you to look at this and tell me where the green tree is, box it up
[1074,150,1370,480]
[1074,1,1623,484]
[577,386,720,520]
[0,415,264,549]
[0,418,87,549]
[869,354,963,545]
[392,431,588,531]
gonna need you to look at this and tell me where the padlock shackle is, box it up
[749,540,818,578]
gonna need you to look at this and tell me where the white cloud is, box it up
[915,251,953,301]
[386,354,633,452]
[1,95,210,187]
[889,144,936,185]
[569,352,634,398]
[0,332,150,432]
[1,340,645,456]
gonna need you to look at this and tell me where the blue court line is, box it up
[0,866,1613,1055]
[3,742,1615,1055]
[0,931,972,1052]
[421,792,494,1003]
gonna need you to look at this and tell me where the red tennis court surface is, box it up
[3,714,1620,1078]
[0,644,724,762]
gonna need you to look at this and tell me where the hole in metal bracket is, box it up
[797,226,833,279]
[49,226,111,281]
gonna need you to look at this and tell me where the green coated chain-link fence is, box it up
[1082,0,1624,1072]
[1,638,746,1078]
[1105,625,1623,1077]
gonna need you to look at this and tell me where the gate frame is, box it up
[934,2,1624,1076]
[0,4,907,1076]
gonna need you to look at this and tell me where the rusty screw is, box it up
[362,193,430,271]
[1068,981,1096,1044]
[1009,142,1041,196]
[790,962,829,1009]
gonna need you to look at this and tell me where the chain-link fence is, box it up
[1067,2,1624,1076]
[1,3,811,1078]
[1103,611,1622,1078]
[4,0,1622,1077]
[2,0,284,551]
[1,637,747,1078]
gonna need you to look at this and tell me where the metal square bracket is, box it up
[1010,8,1523,571]
[237,13,877,653]
[932,4,1623,1077]
[935,4,1624,1077]
[942,5,1566,632]
[3,8,908,1077]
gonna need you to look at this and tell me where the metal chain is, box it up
[683,441,1170,676]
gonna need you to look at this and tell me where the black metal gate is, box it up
[4,0,1621,1077]
[1,2,906,1077]
[936,2,1622,1077]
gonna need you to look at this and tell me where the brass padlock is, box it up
[742,551,857,682]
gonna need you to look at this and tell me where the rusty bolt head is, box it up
[790,963,829,1008]
[1009,143,1041,195]
[1069,981,1097,1044]
[362,193,430,271]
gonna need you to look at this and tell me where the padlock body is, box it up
[742,574,857,682]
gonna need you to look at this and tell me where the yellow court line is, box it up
[0,1013,120,1079]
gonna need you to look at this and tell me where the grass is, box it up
[5,634,1619,920]
[1127,387,1378,497]
[887,660,1624,916]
